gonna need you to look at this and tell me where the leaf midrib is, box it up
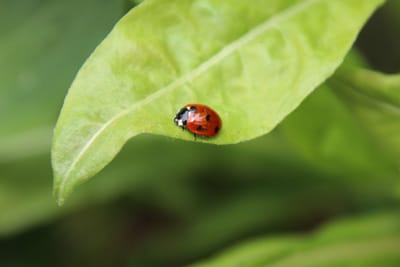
[57,0,322,201]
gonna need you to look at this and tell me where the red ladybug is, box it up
[174,104,222,138]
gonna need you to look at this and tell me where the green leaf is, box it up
[331,67,400,171]
[190,212,400,267]
[280,52,399,193]
[280,83,397,181]
[334,67,400,108]
[52,0,384,204]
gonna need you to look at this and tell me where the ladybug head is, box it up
[174,107,189,127]
[174,106,198,128]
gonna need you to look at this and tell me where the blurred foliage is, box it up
[0,0,399,267]
[191,212,400,267]
[331,68,400,170]
[0,0,126,160]
[356,0,400,73]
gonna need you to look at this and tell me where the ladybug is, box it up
[174,104,222,138]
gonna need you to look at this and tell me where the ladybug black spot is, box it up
[197,125,203,131]
[206,114,211,121]
[214,126,219,133]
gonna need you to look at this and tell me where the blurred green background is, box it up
[0,0,399,266]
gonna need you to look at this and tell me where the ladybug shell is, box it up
[174,104,222,137]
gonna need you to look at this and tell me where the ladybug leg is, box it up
[193,133,197,140]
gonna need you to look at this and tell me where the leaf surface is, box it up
[52,0,384,204]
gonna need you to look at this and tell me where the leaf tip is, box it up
[56,196,65,206]
[53,186,65,206]
[52,176,66,206]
